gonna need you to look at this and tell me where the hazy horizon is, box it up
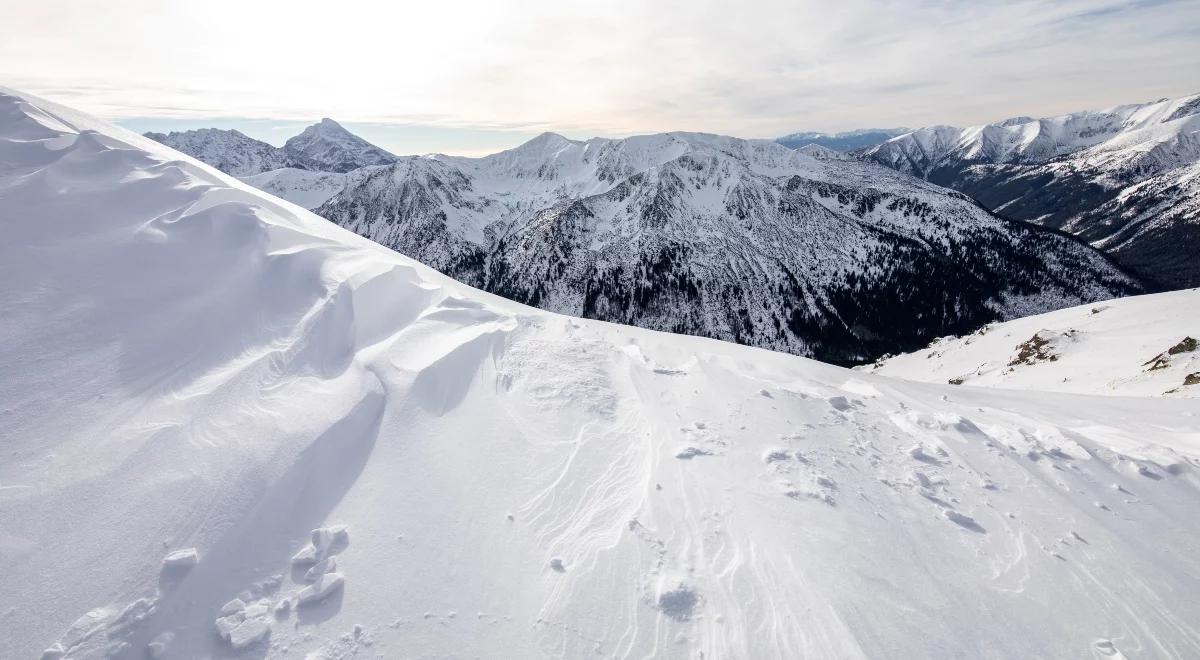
[4,0,1199,156]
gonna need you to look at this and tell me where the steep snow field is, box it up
[4,89,1200,659]
[862,289,1200,397]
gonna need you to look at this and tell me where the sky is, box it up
[2,0,1199,156]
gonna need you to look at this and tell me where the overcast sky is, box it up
[3,0,1198,155]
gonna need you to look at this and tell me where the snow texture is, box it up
[864,288,1200,397]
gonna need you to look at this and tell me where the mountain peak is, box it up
[314,117,349,132]
[516,131,575,151]
[283,118,397,173]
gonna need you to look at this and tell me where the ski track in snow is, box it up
[3,88,1200,659]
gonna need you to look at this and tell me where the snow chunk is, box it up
[228,616,271,649]
[161,548,199,570]
[292,525,349,565]
[298,572,345,606]
[304,556,338,582]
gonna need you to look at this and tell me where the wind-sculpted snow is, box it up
[861,93,1200,288]
[4,88,1200,659]
[314,130,1139,364]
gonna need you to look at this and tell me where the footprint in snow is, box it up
[943,509,986,533]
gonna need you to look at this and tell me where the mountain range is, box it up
[147,117,398,175]
[314,132,1139,364]
[775,127,909,152]
[857,93,1200,289]
[146,120,1142,364]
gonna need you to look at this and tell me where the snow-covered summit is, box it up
[282,117,398,172]
[4,87,1200,660]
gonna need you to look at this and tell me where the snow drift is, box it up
[3,88,1200,659]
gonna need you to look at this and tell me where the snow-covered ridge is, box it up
[145,117,398,177]
[313,126,1139,364]
[775,127,909,152]
[862,94,1200,174]
[143,127,294,177]
[862,289,1200,397]
[4,86,1200,660]
[858,93,1200,288]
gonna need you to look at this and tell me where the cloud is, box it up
[1,0,1197,143]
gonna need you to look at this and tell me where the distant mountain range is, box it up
[147,117,398,176]
[775,128,909,152]
[145,114,1148,364]
[855,93,1200,288]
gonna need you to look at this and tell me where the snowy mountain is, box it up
[6,87,1200,660]
[142,128,294,176]
[776,127,909,152]
[861,288,1200,397]
[282,118,398,173]
[144,118,398,178]
[860,94,1200,288]
[312,131,1141,364]
[240,167,348,210]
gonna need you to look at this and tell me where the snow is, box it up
[863,289,1200,397]
[143,128,292,176]
[282,117,398,173]
[864,93,1200,174]
[241,167,347,210]
[4,87,1200,659]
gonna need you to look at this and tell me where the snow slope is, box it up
[240,167,348,210]
[862,289,1200,397]
[4,88,1200,660]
